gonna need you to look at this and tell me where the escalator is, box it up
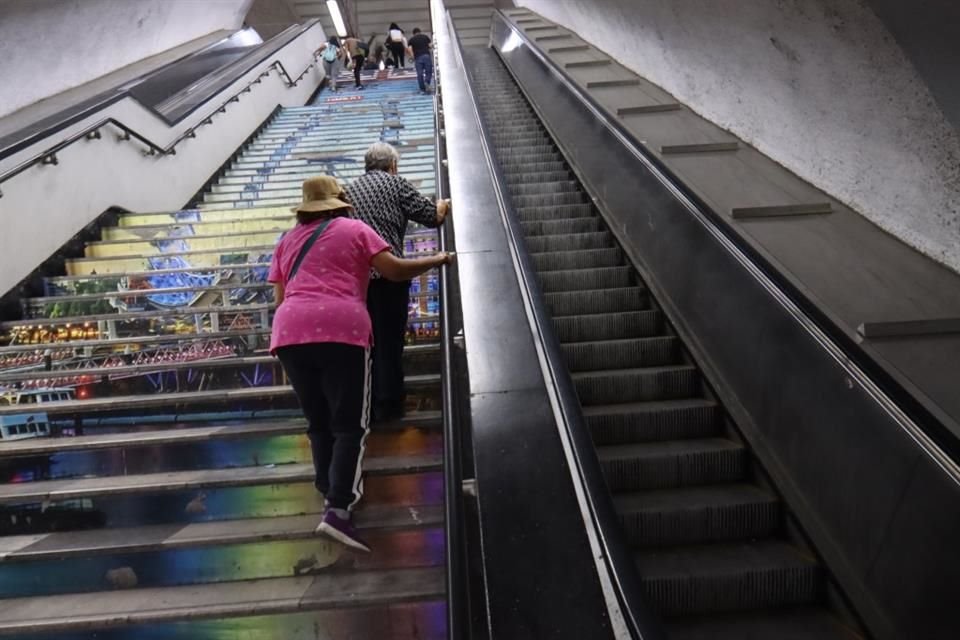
[464,46,866,639]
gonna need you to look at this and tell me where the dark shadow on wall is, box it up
[865,0,960,134]
[245,0,299,40]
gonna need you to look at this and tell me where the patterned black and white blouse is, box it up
[344,170,439,261]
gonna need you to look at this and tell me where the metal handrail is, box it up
[431,8,468,636]
[0,31,322,199]
[449,11,665,640]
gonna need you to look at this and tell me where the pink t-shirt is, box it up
[268,217,390,351]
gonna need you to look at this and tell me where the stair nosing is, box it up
[0,455,441,504]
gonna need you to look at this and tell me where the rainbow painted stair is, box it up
[0,70,448,638]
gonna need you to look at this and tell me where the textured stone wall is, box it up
[514,0,960,273]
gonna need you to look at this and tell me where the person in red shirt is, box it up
[269,175,452,552]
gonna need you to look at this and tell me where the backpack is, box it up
[322,45,338,63]
[358,41,370,55]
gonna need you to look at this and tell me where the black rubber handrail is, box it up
[432,16,469,638]
[0,23,322,200]
[492,11,960,480]
[448,12,666,640]
[0,22,318,161]
[151,22,321,123]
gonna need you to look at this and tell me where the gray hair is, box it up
[365,142,400,172]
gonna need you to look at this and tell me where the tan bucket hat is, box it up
[291,175,354,214]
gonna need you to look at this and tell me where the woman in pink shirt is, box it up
[269,175,452,552]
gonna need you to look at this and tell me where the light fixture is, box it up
[326,0,347,37]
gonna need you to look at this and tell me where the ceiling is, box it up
[291,0,431,41]
[247,0,494,47]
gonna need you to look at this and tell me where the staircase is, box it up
[0,70,448,637]
[464,46,865,640]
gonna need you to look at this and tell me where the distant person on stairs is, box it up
[407,28,434,94]
[319,36,342,92]
[345,143,451,424]
[269,175,453,553]
[342,36,369,90]
[386,23,407,69]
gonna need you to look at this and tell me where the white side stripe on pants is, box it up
[348,347,372,511]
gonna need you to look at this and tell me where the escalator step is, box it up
[518,203,595,222]
[487,113,537,123]
[597,438,745,491]
[614,484,780,547]
[665,607,866,640]
[493,135,552,148]
[584,399,720,445]
[501,153,565,167]
[573,365,699,405]
[508,180,581,197]
[502,161,567,175]
[487,117,540,128]
[505,169,571,185]
[532,247,623,271]
[636,541,822,616]
[562,336,677,371]
[487,123,541,134]
[539,266,634,293]
[522,217,602,237]
[545,286,646,316]
[526,231,612,253]
[493,129,549,142]
[552,310,661,342]
[497,143,557,156]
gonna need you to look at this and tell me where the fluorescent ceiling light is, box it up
[327,0,347,37]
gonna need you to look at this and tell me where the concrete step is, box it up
[0,566,445,636]
[0,454,440,505]
[0,424,443,482]
[0,503,442,562]
[0,524,445,598]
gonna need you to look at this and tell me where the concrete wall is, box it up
[0,23,324,297]
[0,0,254,118]
[869,0,960,135]
[245,0,300,40]
[514,0,960,274]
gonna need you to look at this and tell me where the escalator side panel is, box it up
[489,14,960,640]
[436,15,623,639]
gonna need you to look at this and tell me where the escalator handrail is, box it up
[151,22,321,123]
[0,22,322,197]
[0,22,318,162]
[445,11,666,640]
[491,11,960,487]
[431,8,468,638]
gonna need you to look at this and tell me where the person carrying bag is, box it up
[269,176,453,553]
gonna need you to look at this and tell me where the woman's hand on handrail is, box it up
[372,250,454,282]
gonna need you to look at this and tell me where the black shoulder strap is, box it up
[287,219,333,282]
